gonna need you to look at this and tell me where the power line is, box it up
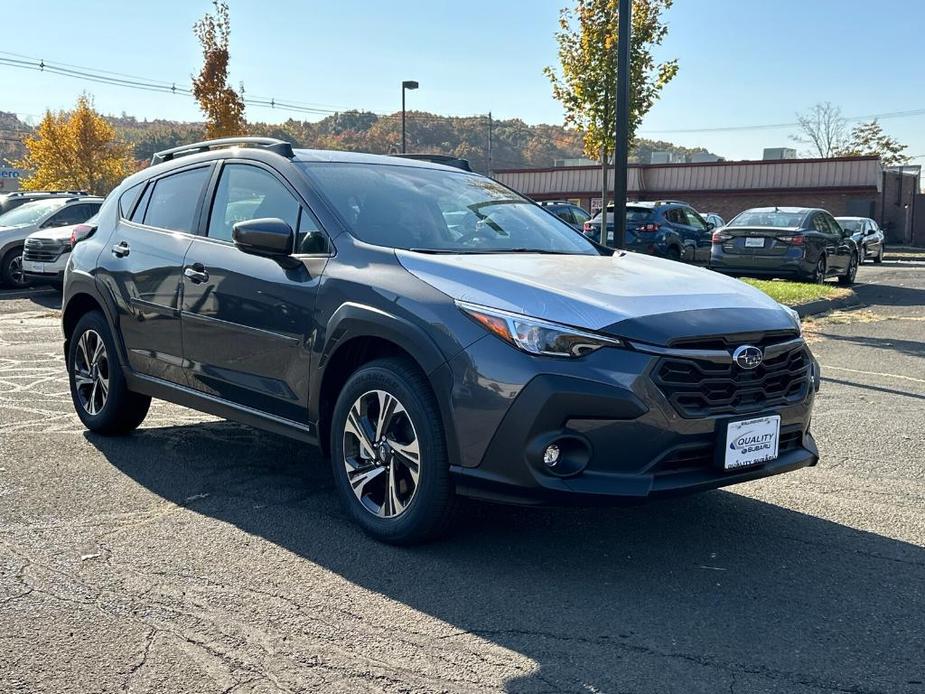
[640,108,925,135]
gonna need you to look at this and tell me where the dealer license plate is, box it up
[744,237,765,248]
[724,415,780,470]
[21,260,45,274]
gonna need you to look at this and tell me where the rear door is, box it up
[95,164,212,384]
[180,161,330,423]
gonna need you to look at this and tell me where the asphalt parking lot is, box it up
[1,263,923,694]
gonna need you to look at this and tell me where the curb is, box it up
[794,294,862,318]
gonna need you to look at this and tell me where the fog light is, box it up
[543,444,561,467]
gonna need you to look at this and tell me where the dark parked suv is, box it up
[583,200,714,262]
[63,137,821,543]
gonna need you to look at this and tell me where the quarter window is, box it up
[207,165,300,243]
[119,183,145,219]
[143,167,211,233]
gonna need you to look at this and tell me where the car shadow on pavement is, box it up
[86,422,925,693]
[0,286,61,309]
[853,278,925,309]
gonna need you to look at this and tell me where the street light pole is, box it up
[611,0,632,250]
[401,80,419,154]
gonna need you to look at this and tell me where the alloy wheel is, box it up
[847,253,858,282]
[73,329,110,416]
[342,389,421,518]
[8,254,26,287]
[813,256,826,283]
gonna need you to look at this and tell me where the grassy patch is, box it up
[741,278,854,306]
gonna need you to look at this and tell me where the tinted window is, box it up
[730,210,806,228]
[665,208,685,224]
[624,207,654,223]
[683,208,708,230]
[837,219,863,233]
[296,210,330,254]
[571,207,591,225]
[553,207,575,225]
[119,183,145,218]
[298,163,597,255]
[49,203,100,227]
[143,167,210,233]
[208,165,300,243]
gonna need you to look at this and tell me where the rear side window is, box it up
[119,183,145,218]
[45,203,98,227]
[143,167,210,233]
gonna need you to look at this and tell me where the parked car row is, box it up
[567,198,883,285]
[0,192,102,288]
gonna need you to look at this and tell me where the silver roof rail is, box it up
[151,137,295,165]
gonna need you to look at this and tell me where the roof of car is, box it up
[292,148,470,172]
[744,206,814,214]
[834,216,867,221]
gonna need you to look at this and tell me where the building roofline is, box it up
[493,155,882,175]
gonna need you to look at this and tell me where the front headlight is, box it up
[780,304,803,336]
[456,301,622,357]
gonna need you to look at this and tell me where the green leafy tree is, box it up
[839,119,909,166]
[14,94,134,194]
[544,0,678,205]
[192,0,246,138]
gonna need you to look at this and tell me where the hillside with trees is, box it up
[3,109,716,178]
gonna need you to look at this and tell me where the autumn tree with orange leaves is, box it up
[192,0,246,138]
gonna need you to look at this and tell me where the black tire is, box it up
[1,246,30,289]
[666,246,681,262]
[874,246,884,264]
[68,310,151,435]
[807,253,826,284]
[330,357,454,544]
[838,252,858,286]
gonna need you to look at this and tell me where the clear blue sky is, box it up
[2,0,924,162]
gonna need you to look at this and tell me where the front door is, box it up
[95,165,212,384]
[682,207,712,263]
[180,161,329,423]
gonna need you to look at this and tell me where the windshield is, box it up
[728,210,805,228]
[0,199,66,228]
[298,163,598,254]
[836,219,863,232]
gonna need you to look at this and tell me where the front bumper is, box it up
[446,335,818,506]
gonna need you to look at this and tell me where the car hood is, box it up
[28,225,75,241]
[396,250,799,345]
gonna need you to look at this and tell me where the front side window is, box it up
[208,165,300,243]
[143,167,211,233]
[572,207,591,225]
[553,207,576,225]
[683,208,708,230]
[298,163,597,255]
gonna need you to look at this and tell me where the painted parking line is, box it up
[819,363,925,385]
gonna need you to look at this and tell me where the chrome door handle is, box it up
[111,241,130,258]
[184,266,209,284]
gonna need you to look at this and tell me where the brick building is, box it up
[494,156,921,243]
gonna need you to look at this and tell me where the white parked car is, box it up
[23,213,100,288]
[0,195,102,287]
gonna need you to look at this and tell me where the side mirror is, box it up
[232,218,294,257]
[706,221,715,231]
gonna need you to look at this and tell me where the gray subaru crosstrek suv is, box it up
[62,137,820,544]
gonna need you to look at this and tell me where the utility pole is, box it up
[600,80,609,242]
[611,0,632,250]
[488,111,493,175]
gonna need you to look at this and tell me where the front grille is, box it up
[652,344,811,418]
[654,429,804,474]
[23,238,66,263]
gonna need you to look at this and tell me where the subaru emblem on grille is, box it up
[733,345,763,369]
